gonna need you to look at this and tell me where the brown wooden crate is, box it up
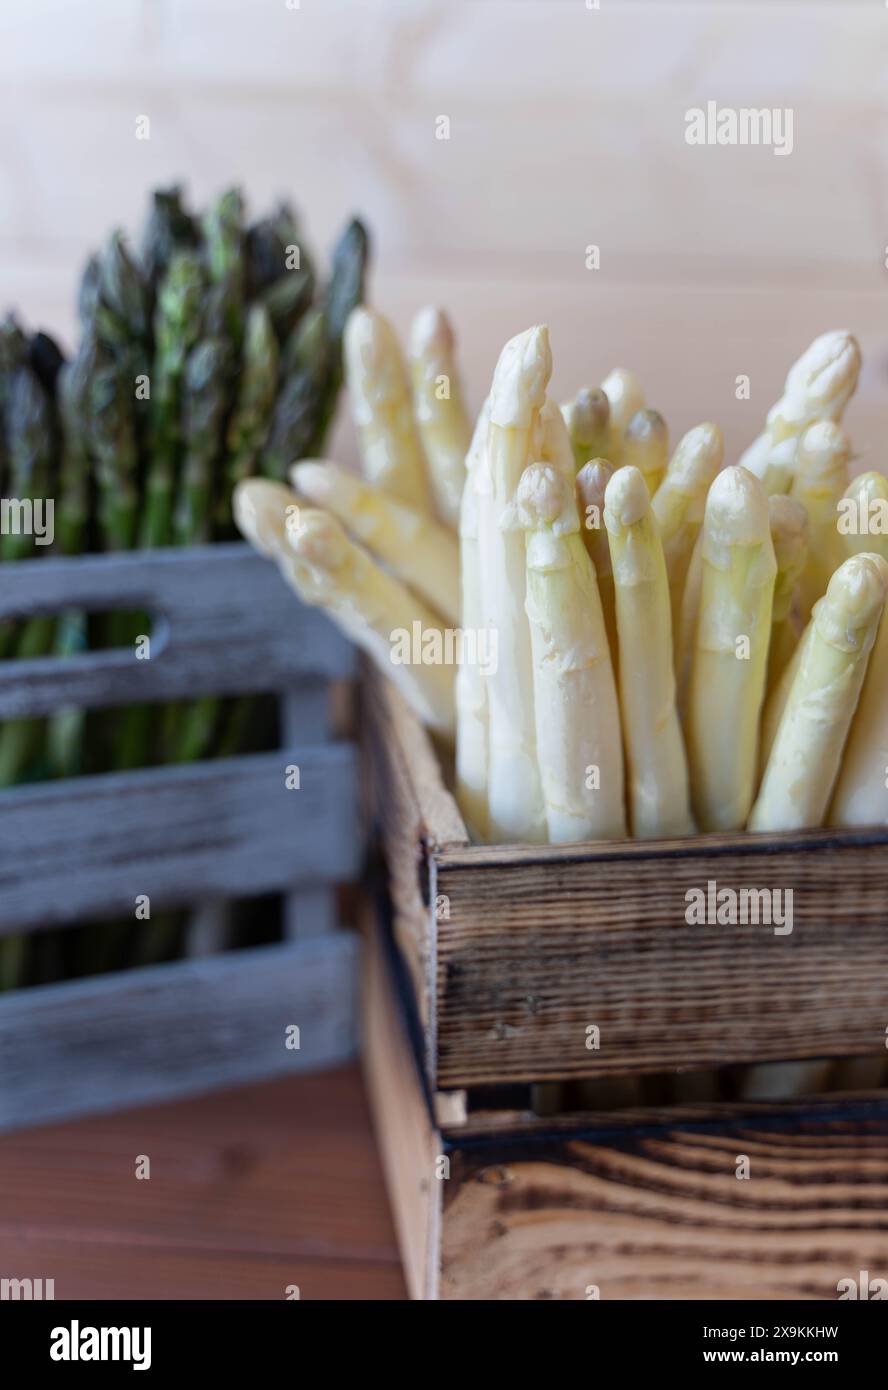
[365,667,888,1089]
[361,900,888,1301]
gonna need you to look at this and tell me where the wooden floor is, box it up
[0,1065,407,1300]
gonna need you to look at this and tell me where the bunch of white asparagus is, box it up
[235,311,888,847]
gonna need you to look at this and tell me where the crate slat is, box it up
[0,745,360,931]
[0,934,358,1133]
[0,544,353,717]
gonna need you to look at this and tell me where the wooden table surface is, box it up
[0,1065,406,1300]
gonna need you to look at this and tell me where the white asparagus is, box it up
[290,459,459,624]
[344,306,433,512]
[758,606,814,779]
[475,326,551,843]
[789,420,850,624]
[839,470,888,563]
[576,459,618,667]
[518,462,625,842]
[749,553,888,832]
[829,561,888,827]
[234,478,455,736]
[621,408,669,497]
[455,396,492,840]
[601,367,644,466]
[604,465,693,837]
[765,493,809,699]
[686,466,776,831]
[739,330,860,495]
[407,306,472,528]
[651,421,724,632]
[565,386,610,472]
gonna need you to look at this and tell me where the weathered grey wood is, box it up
[0,544,353,718]
[0,934,359,1133]
[0,745,361,931]
[285,886,337,941]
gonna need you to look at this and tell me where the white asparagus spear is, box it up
[749,553,888,832]
[686,466,776,831]
[621,408,669,497]
[565,387,610,472]
[407,306,472,528]
[604,465,693,837]
[576,459,618,667]
[651,422,724,632]
[344,306,433,512]
[234,478,455,736]
[758,605,814,779]
[738,330,860,495]
[455,396,492,840]
[290,460,459,624]
[789,420,850,624]
[839,470,888,563]
[829,562,888,827]
[765,493,809,699]
[518,462,625,842]
[476,326,551,843]
[601,367,644,466]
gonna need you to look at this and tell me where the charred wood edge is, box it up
[367,877,888,1181]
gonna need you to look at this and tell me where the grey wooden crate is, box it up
[0,544,361,1132]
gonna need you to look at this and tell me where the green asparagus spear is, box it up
[90,360,140,552]
[174,339,231,545]
[140,185,198,293]
[308,216,369,452]
[141,251,204,547]
[262,309,328,479]
[46,339,98,779]
[201,188,245,346]
[220,303,278,529]
[28,331,65,396]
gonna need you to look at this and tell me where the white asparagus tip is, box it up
[796,420,851,477]
[665,422,724,488]
[489,324,552,428]
[819,552,888,641]
[768,493,809,555]
[624,406,667,448]
[705,464,770,546]
[407,305,454,362]
[570,386,610,444]
[233,477,295,556]
[843,470,888,505]
[604,464,650,532]
[516,462,566,529]
[285,505,352,573]
[289,458,333,504]
[343,305,400,387]
[576,457,614,510]
[784,330,861,407]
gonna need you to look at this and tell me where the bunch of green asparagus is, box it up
[0,185,369,988]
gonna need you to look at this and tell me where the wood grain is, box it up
[441,1101,888,1300]
[368,668,888,1089]
[0,743,359,930]
[434,838,888,1087]
[0,935,358,1133]
[360,901,441,1300]
[0,1067,407,1300]
[0,544,352,718]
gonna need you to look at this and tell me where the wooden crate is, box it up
[361,667,888,1300]
[0,544,362,1132]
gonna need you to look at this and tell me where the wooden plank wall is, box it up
[1,1,886,470]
